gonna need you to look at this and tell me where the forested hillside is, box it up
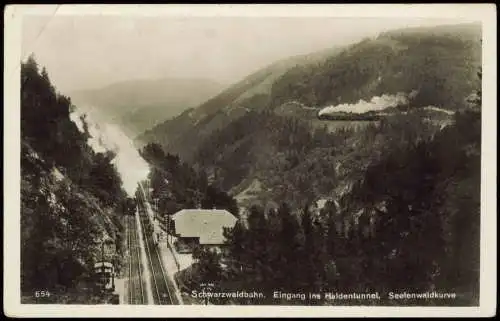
[136,23,481,164]
[21,56,131,303]
[139,142,239,218]
[195,107,447,209]
[269,23,481,108]
[189,72,481,306]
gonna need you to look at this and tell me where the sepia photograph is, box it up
[4,4,497,318]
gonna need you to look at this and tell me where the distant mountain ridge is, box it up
[70,77,224,137]
[136,46,343,154]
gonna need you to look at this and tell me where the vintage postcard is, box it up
[4,4,497,318]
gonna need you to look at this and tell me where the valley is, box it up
[19,20,483,307]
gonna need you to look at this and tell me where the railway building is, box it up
[170,209,237,253]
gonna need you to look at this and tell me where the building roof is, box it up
[172,209,237,245]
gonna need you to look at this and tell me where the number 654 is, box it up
[35,290,50,298]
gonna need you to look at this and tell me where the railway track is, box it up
[127,215,145,304]
[136,189,177,305]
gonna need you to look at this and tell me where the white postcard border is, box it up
[4,4,497,318]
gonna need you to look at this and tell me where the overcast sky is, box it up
[22,15,467,93]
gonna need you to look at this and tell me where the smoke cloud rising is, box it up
[70,106,150,196]
[318,90,418,116]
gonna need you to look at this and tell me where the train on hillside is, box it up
[317,110,383,121]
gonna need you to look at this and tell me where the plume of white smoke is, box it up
[69,111,85,133]
[69,106,150,196]
[319,90,418,116]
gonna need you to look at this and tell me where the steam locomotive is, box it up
[123,197,137,216]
